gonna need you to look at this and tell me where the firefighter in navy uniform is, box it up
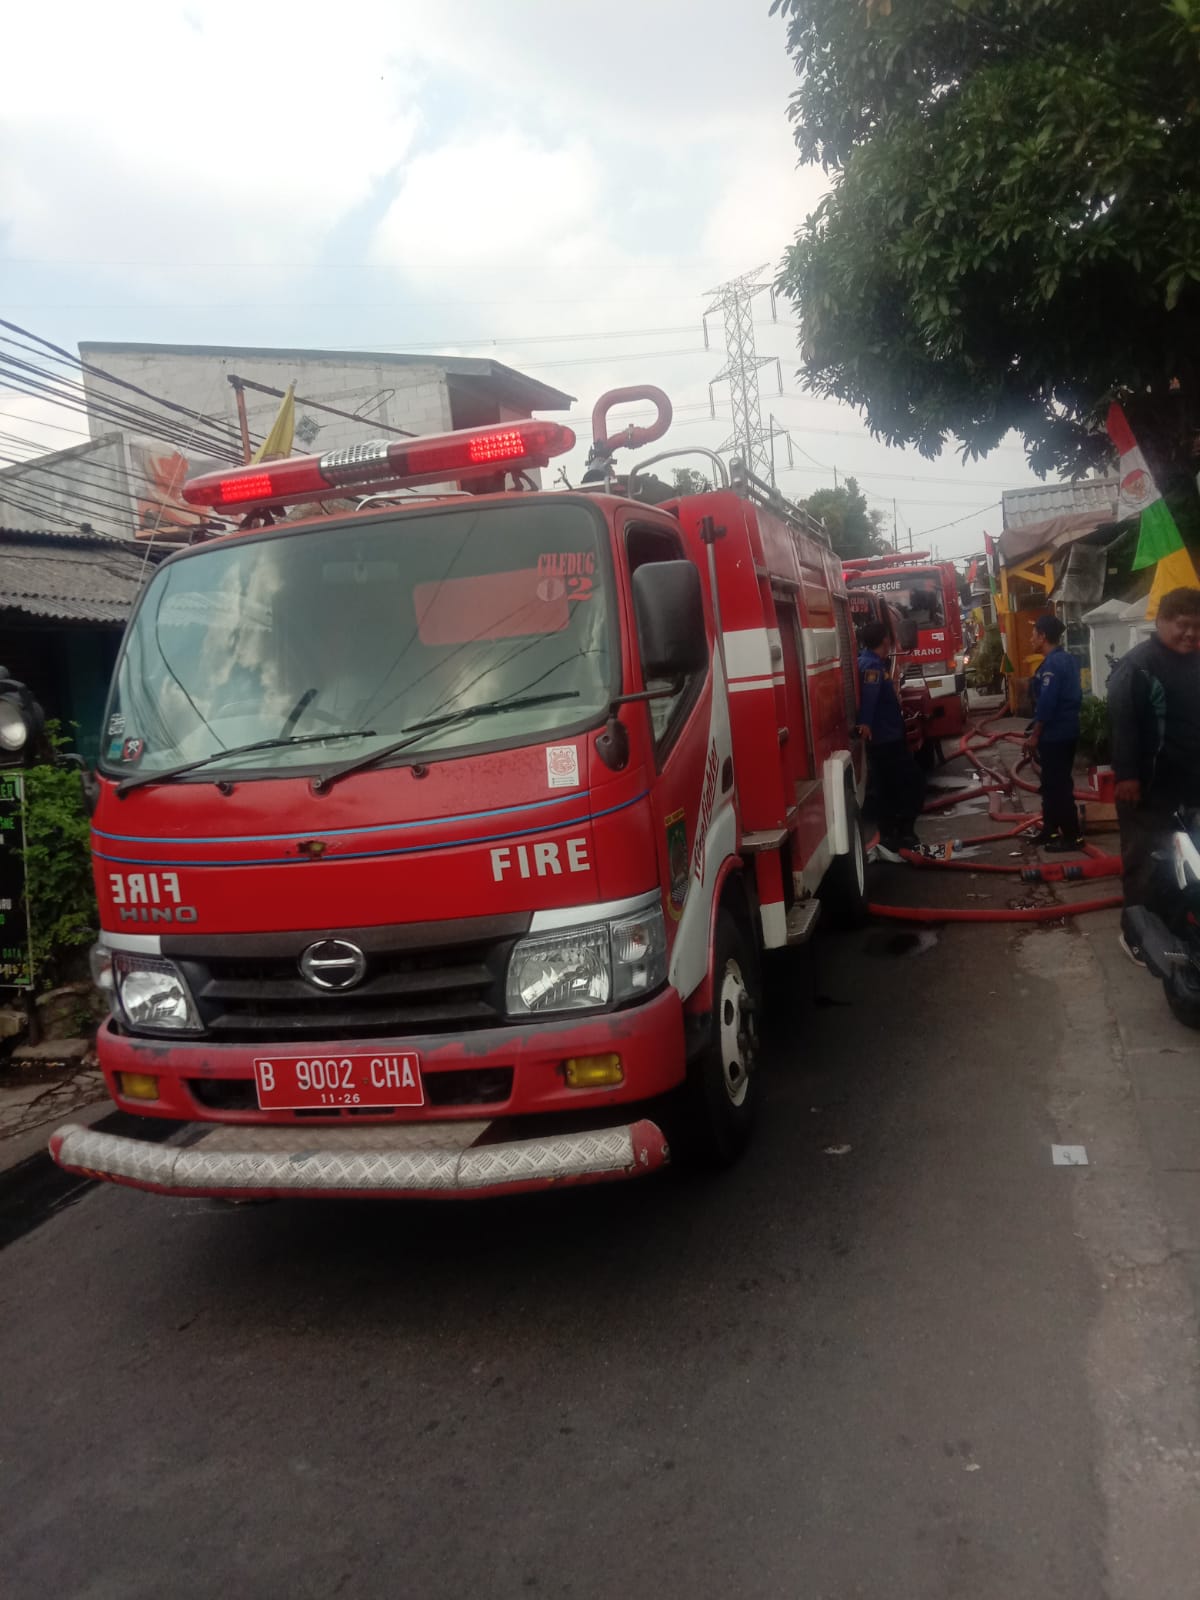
[857,620,926,862]
[1023,615,1083,851]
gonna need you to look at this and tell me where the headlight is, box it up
[0,698,28,752]
[107,950,200,1032]
[505,905,668,1017]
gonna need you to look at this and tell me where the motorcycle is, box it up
[1123,807,1200,1029]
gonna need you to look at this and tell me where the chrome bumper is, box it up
[50,1117,669,1200]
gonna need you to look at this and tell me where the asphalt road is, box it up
[3,763,1197,1599]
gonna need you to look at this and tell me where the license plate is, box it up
[253,1052,424,1111]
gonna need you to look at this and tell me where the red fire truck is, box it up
[843,554,967,740]
[49,388,868,1202]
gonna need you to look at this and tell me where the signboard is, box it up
[0,774,34,988]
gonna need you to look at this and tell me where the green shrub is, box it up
[20,726,96,988]
[1078,696,1110,764]
[969,626,1004,692]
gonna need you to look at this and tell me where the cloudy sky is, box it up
[0,0,1042,560]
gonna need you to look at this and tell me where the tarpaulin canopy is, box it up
[996,511,1119,569]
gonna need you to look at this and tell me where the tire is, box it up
[673,909,762,1169]
[821,792,869,929]
[1164,969,1200,1029]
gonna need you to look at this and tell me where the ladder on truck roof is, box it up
[728,456,830,548]
[619,447,831,549]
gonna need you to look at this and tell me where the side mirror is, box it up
[898,620,918,651]
[631,562,709,680]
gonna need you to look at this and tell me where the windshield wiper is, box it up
[314,691,581,794]
[115,730,377,797]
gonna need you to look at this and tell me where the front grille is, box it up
[172,925,523,1044]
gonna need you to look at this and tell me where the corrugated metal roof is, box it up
[0,527,153,626]
[1001,477,1119,529]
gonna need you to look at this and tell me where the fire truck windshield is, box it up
[869,577,944,628]
[102,500,615,781]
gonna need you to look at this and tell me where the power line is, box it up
[0,361,243,462]
[0,453,142,527]
[0,410,93,441]
[0,320,248,455]
[0,255,726,270]
[912,501,1003,537]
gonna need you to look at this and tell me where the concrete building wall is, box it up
[0,435,134,540]
[80,348,455,465]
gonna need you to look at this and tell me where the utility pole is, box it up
[703,266,784,484]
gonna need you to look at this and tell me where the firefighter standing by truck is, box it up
[856,620,925,861]
[1023,615,1083,852]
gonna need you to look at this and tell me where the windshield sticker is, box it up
[414,568,569,644]
[546,744,580,790]
[107,738,124,761]
[537,551,595,601]
[121,737,145,763]
[665,808,688,920]
[106,713,125,738]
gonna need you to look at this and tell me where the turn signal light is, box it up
[117,1072,160,1101]
[562,1054,623,1088]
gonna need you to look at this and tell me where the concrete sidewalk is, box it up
[925,712,1200,1316]
[1080,907,1200,1303]
[0,1070,110,1174]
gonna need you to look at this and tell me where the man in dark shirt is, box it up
[857,620,925,862]
[1107,586,1200,960]
[1023,615,1083,850]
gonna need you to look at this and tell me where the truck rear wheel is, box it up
[821,794,868,929]
[674,910,761,1169]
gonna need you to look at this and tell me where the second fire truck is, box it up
[843,553,968,742]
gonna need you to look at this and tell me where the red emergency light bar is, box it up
[842,552,932,570]
[181,419,577,510]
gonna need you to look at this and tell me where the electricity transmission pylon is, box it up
[703,265,784,483]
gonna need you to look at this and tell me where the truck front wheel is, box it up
[674,910,761,1168]
[821,793,869,929]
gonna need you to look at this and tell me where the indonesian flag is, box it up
[1106,403,1199,617]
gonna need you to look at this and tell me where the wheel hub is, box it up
[718,958,757,1107]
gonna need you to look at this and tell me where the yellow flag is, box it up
[1146,543,1200,618]
[253,383,296,463]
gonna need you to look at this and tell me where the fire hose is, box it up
[866,705,1123,925]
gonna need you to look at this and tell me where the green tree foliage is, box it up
[773,0,1200,483]
[20,728,96,987]
[670,467,713,496]
[799,476,889,558]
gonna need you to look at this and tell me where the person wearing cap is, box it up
[856,620,925,861]
[1106,585,1200,963]
[1023,615,1083,851]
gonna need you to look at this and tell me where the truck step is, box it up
[785,900,822,945]
[741,828,788,854]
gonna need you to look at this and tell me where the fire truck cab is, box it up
[843,554,967,741]
[51,390,868,1202]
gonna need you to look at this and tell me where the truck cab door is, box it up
[622,517,725,957]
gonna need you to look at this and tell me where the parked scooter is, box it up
[1123,808,1200,1028]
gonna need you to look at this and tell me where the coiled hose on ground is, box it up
[865,705,1123,924]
